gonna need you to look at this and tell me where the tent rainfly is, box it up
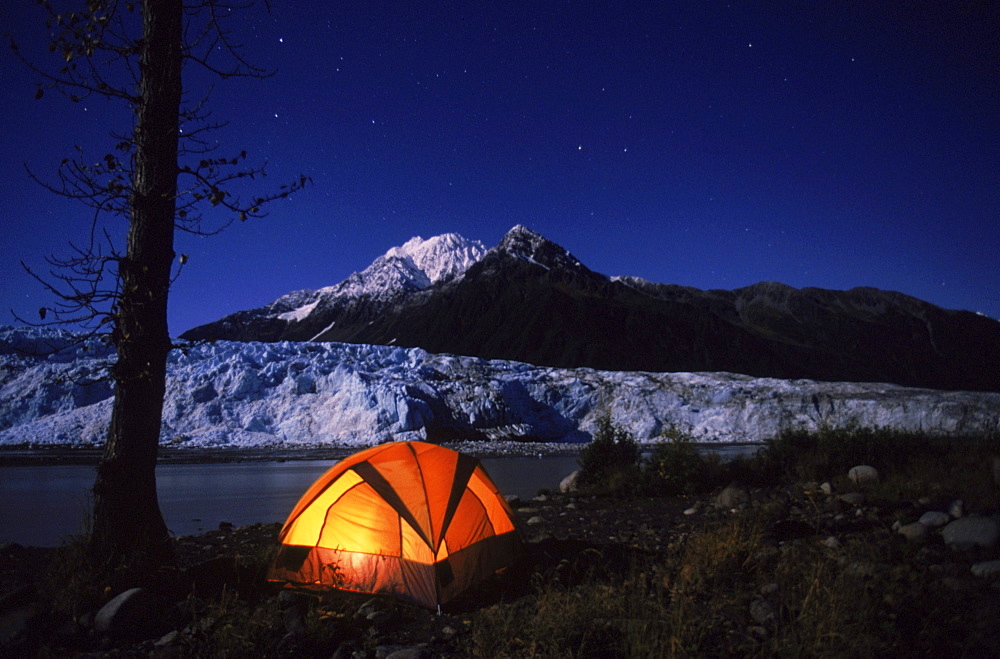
[268,441,521,609]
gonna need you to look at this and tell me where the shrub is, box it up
[644,425,711,495]
[578,414,640,490]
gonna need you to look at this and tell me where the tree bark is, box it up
[90,0,183,565]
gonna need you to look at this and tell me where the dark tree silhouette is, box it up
[11,0,308,566]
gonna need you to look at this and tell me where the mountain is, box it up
[182,226,1000,392]
[181,232,487,343]
[3,326,998,448]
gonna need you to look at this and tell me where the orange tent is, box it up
[268,441,521,609]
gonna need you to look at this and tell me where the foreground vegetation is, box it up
[473,425,1000,656]
[6,425,999,656]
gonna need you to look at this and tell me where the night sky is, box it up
[2,1,998,337]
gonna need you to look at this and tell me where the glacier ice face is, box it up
[1,325,998,449]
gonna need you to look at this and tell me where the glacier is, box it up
[1,325,998,449]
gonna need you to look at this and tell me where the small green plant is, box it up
[578,414,641,492]
[644,425,711,495]
[42,533,107,621]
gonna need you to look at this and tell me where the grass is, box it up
[466,426,1000,657]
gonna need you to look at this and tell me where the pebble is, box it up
[749,599,775,625]
[971,560,1000,579]
[895,522,929,541]
[918,511,950,527]
[839,492,865,506]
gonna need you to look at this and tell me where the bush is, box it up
[644,426,711,495]
[578,414,640,490]
[755,425,927,483]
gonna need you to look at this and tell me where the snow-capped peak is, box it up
[272,233,485,325]
[383,233,487,285]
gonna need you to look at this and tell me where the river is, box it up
[0,446,758,547]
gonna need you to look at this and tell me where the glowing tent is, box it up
[268,441,521,609]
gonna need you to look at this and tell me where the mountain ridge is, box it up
[182,226,1000,392]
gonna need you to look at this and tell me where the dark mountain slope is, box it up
[184,226,1000,392]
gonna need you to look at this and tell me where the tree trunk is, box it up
[90,0,183,565]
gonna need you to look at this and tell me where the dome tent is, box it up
[269,441,521,609]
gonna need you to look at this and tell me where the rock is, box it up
[942,516,1000,550]
[93,587,163,643]
[504,494,520,505]
[356,598,382,619]
[155,630,180,647]
[918,511,951,527]
[283,605,307,637]
[823,535,840,548]
[949,499,964,519]
[896,522,929,541]
[715,482,750,509]
[385,648,430,659]
[770,519,814,542]
[526,516,544,525]
[749,599,775,625]
[848,465,879,485]
[559,470,581,493]
[0,600,37,647]
[820,482,833,495]
[838,492,865,506]
[971,560,1000,579]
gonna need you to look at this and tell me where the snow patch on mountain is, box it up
[270,233,487,324]
[2,326,997,450]
[384,232,487,284]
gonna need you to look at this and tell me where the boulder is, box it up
[715,482,750,509]
[848,465,879,486]
[93,587,163,643]
[559,470,581,493]
[941,516,1000,550]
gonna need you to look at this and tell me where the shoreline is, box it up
[0,440,761,466]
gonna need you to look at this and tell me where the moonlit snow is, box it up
[2,325,997,449]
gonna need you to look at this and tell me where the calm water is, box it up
[0,456,580,547]
[0,446,757,547]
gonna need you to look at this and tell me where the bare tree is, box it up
[11,0,308,565]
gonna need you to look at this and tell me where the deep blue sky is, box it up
[2,1,998,336]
